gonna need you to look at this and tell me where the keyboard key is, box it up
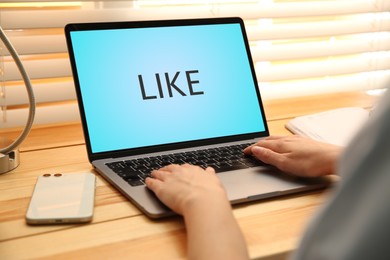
[106,142,259,186]
[213,162,248,173]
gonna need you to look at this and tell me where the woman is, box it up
[146,88,390,260]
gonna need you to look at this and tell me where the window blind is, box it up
[1,0,389,128]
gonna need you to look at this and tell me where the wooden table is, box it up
[0,90,380,259]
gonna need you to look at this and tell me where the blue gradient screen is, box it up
[70,23,266,153]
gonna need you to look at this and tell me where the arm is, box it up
[145,135,340,259]
[145,164,249,260]
[244,135,342,177]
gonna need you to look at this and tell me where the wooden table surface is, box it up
[0,90,380,259]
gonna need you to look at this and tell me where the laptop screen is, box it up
[67,18,268,155]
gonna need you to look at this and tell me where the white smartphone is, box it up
[26,172,96,224]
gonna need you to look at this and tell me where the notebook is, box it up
[286,107,370,146]
[65,17,330,218]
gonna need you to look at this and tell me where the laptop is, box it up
[65,17,329,218]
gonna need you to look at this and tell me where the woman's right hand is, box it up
[244,135,342,177]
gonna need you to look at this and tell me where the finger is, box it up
[205,166,216,174]
[155,164,181,175]
[151,169,171,181]
[253,138,290,153]
[263,135,286,141]
[243,144,254,154]
[158,163,181,171]
[251,146,285,169]
[244,136,285,154]
[181,163,210,173]
[244,140,274,154]
[181,163,197,169]
[145,176,163,192]
[244,142,260,154]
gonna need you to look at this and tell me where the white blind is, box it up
[1,0,389,128]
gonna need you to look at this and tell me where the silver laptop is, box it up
[65,17,329,218]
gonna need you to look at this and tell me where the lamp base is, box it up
[1,137,21,174]
[0,150,20,174]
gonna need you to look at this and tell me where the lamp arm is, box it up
[0,26,35,154]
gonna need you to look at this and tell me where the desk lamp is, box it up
[0,26,35,174]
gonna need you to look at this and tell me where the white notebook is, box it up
[286,107,370,146]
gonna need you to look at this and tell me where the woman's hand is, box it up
[244,135,342,177]
[145,164,227,216]
[145,164,249,260]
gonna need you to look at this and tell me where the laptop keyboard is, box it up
[106,142,264,187]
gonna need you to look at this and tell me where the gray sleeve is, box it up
[291,88,390,260]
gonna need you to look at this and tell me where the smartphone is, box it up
[26,172,96,224]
